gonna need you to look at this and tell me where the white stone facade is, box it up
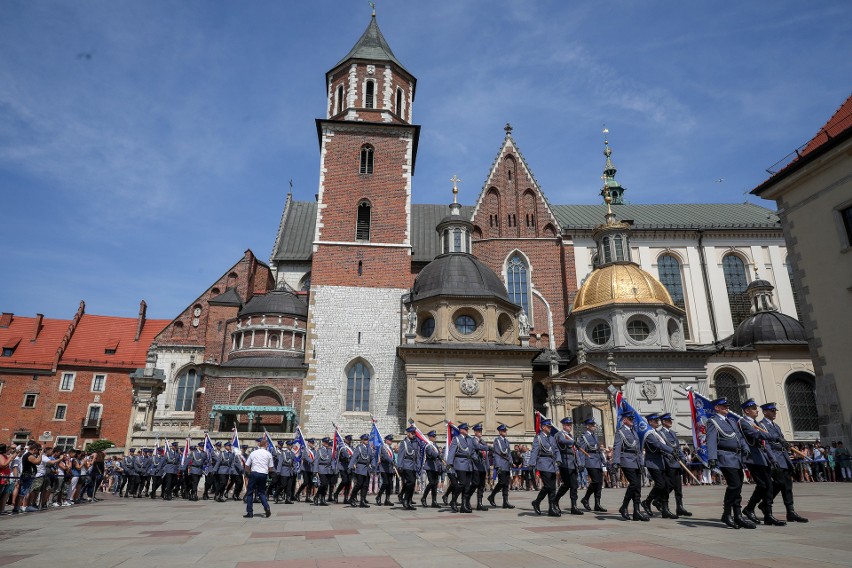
[302,284,406,437]
[151,344,204,431]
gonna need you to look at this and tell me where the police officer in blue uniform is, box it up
[446,423,475,513]
[706,397,755,529]
[149,447,164,499]
[471,424,491,511]
[578,418,607,512]
[421,431,442,509]
[295,439,316,502]
[553,417,584,516]
[274,441,296,504]
[614,411,648,521]
[216,442,235,502]
[739,398,786,526]
[332,435,353,504]
[641,413,677,519]
[137,448,153,497]
[660,412,692,517]
[487,424,515,510]
[187,442,207,501]
[376,434,396,507]
[529,418,561,517]
[759,402,807,523]
[162,441,180,501]
[397,426,422,510]
[314,437,334,506]
[348,434,373,508]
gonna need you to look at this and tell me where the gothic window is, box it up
[714,370,745,411]
[786,259,801,320]
[336,85,344,115]
[365,80,375,109]
[359,144,374,174]
[506,254,530,317]
[175,369,199,412]
[658,254,691,339]
[356,200,371,241]
[346,361,371,412]
[723,255,751,328]
[395,87,403,117]
[785,373,818,434]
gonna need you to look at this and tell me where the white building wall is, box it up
[274,262,311,292]
[151,345,204,431]
[303,285,406,438]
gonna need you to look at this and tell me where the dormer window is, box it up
[365,80,375,109]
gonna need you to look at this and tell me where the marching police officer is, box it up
[137,448,153,498]
[202,443,220,500]
[149,447,164,499]
[188,442,207,501]
[376,434,396,507]
[274,440,296,504]
[488,424,515,510]
[314,437,335,506]
[471,424,491,511]
[641,413,677,519]
[215,442,234,502]
[348,434,372,508]
[660,412,692,517]
[446,423,475,513]
[162,441,180,501]
[529,418,561,517]
[421,431,442,509]
[122,449,137,498]
[614,411,648,521]
[397,426,421,510]
[740,398,786,526]
[759,402,807,523]
[578,418,607,512]
[553,417,583,515]
[332,435,353,504]
[706,397,755,529]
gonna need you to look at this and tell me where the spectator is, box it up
[0,444,12,515]
[13,442,41,514]
[836,442,851,481]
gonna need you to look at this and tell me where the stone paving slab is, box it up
[1,484,851,567]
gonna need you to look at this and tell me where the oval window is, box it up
[420,317,435,338]
[455,315,477,335]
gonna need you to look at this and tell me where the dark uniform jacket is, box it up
[706,414,748,468]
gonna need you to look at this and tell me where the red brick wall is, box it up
[193,376,303,429]
[312,244,412,288]
[0,367,133,448]
[328,64,412,124]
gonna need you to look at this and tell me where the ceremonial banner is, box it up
[609,386,653,444]
[231,428,245,464]
[444,421,459,462]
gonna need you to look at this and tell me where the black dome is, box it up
[731,311,807,347]
[239,289,308,318]
[746,279,773,291]
[412,254,512,303]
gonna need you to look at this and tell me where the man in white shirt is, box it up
[243,437,274,518]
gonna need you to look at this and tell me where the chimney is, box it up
[135,300,147,341]
[31,314,43,341]
[0,312,12,328]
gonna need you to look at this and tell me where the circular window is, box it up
[497,313,513,336]
[627,318,651,341]
[455,315,477,335]
[420,317,435,338]
[589,321,611,345]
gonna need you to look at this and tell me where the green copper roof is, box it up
[332,15,411,76]
[553,202,779,230]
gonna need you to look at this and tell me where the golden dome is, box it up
[573,263,676,313]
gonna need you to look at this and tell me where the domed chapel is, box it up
[135,13,815,448]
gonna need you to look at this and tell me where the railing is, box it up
[81,418,102,429]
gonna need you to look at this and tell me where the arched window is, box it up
[786,258,802,320]
[614,235,625,261]
[443,229,450,254]
[175,369,199,412]
[365,80,375,109]
[356,200,371,241]
[658,254,691,339]
[602,237,612,264]
[299,272,311,293]
[346,361,371,412]
[714,370,745,411]
[723,255,750,328]
[396,87,403,117]
[786,373,818,434]
[453,228,462,252]
[506,254,530,317]
[359,144,374,174]
[336,85,344,115]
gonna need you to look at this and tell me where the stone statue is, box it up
[518,310,530,335]
[407,306,417,334]
[577,346,586,365]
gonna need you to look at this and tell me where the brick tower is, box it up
[302,13,419,435]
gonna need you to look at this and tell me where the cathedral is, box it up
[135,14,816,448]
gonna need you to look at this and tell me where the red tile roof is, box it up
[60,314,169,368]
[0,315,69,371]
[799,94,852,158]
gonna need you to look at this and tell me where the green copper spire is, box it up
[600,129,626,205]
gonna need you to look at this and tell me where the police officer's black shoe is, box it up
[619,505,630,520]
[450,502,459,513]
[632,506,650,522]
[359,502,370,508]
[742,507,760,524]
[431,500,439,508]
[676,507,693,517]
[722,512,739,529]
[580,498,591,511]
[265,508,272,518]
[408,499,418,510]
[502,500,515,510]
[661,503,678,520]
[383,499,392,506]
[786,509,808,523]
[570,499,583,515]
[547,505,560,517]
[593,503,607,513]
[761,505,786,526]
[640,499,654,517]
[460,499,473,513]
[442,494,449,506]
[531,500,542,515]
[734,513,756,529]
[375,496,382,506]
[421,497,427,508]
[243,513,253,518]
[487,495,498,508]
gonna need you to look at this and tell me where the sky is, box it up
[1,1,850,320]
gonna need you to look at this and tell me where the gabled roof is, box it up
[331,15,412,77]
[799,94,852,158]
[60,314,169,368]
[270,201,317,262]
[0,315,69,371]
[553,202,779,230]
[208,288,242,307]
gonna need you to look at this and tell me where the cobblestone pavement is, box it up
[1,484,850,567]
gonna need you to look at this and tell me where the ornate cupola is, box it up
[730,273,807,348]
[325,8,416,124]
[436,175,474,254]
[599,130,626,205]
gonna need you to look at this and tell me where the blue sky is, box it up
[2,1,850,320]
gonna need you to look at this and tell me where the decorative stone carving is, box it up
[518,310,530,336]
[640,380,657,401]
[407,305,417,334]
[459,373,480,396]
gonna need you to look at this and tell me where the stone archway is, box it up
[234,386,286,431]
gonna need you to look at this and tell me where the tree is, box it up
[85,439,115,453]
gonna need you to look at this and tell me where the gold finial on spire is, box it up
[450,174,461,204]
[369,1,376,16]
[603,185,613,217]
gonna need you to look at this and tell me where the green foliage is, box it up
[84,439,116,453]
